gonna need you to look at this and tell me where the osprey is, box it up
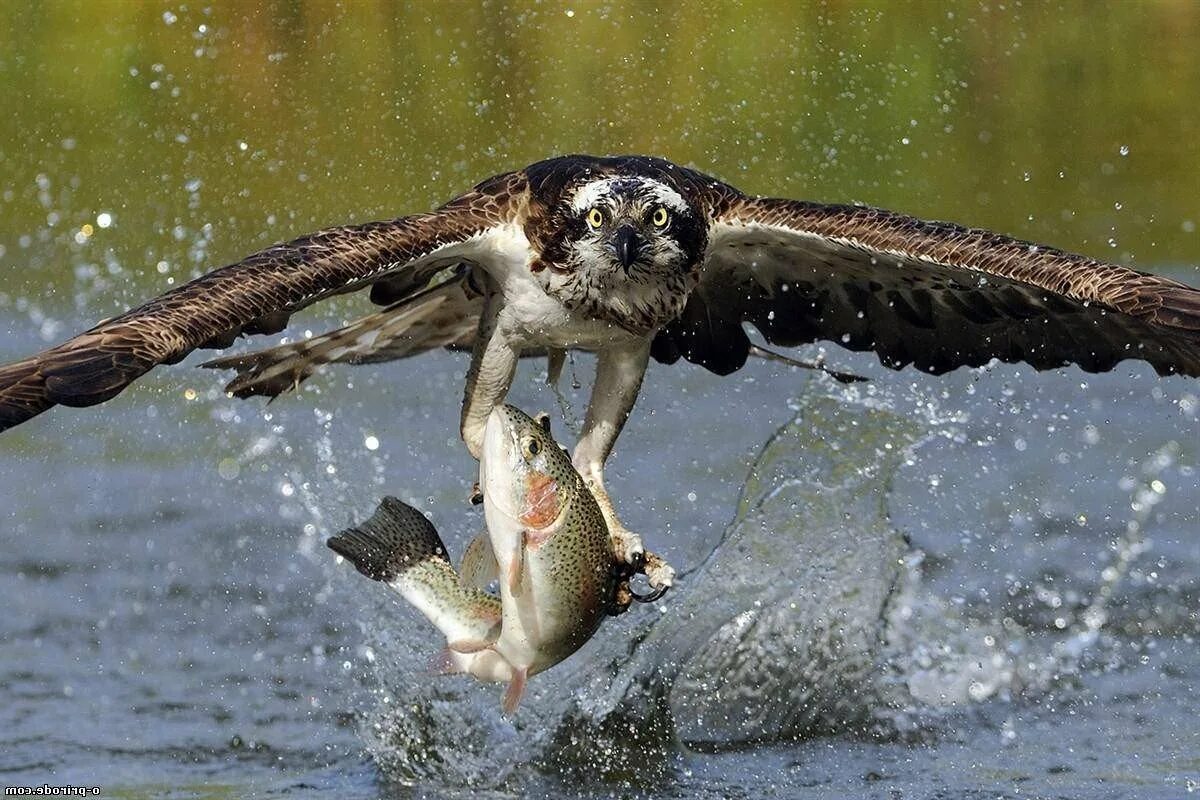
[3,154,1200,596]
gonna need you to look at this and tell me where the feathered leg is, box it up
[571,340,676,596]
[459,291,519,459]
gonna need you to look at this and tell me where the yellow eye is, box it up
[652,207,669,227]
[586,208,604,229]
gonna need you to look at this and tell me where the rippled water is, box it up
[3,3,1200,797]
[2,310,1198,797]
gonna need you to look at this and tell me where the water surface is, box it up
[1,3,1198,798]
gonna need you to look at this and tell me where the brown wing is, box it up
[199,265,486,399]
[0,172,527,431]
[653,194,1200,377]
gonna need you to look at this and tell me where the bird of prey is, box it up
[3,154,1200,596]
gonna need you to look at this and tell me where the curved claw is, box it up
[629,581,669,604]
[609,547,671,606]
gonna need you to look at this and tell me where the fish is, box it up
[478,404,618,711]
[326,497,517,682]
[327,403,617,713]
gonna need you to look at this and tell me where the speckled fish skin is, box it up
[326,497,509,681]
[481,403,616,712]
[328,421,616,713]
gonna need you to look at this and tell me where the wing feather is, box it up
[200,265,485,399]
[656,194,1200,378]
[0,173,526,431]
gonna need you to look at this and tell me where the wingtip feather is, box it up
[0,355,53,431]
[1155,287,1200,331]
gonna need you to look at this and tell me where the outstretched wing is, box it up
[200,265,485,399]
[0,172,527,431]
[653,194,1200,377]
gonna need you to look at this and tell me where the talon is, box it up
[629,583,669,604]
[608,526,646,569]
[624,550,674,604]
[468,482,483,505]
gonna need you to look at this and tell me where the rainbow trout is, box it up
[328,404,616,713]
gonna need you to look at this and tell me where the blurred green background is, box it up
[1,0,1198,323]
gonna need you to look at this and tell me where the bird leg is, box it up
[460,299,674,605]
[546,348,567,387]
[572,341,676,604]
[546,347,583,438]
[460,293,518,460]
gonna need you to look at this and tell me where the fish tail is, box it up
[326,496,449,582]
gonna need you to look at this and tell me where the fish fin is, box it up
[448,638,492,654]
[427,648,464,676]
[507,536,525,596]
[501,667,528,715]
[459,530,498,590]
[326,496,449,582]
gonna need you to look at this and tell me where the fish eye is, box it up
[522,436,542,459]
[586,208,604,229]
[651,206,669,227]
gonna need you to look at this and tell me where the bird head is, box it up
[558,175,706,280]
[527,167,709,333]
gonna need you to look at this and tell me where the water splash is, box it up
[311,386,1184,791]
[1052,441,1180,663]
[333,392,925,787]
[877,435,1182,727]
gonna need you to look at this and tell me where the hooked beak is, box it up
[609,225,644,270]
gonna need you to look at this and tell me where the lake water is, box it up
[1,3,1198,798]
